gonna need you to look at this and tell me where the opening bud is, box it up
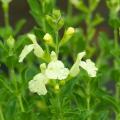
[43,33,54,46]
[7,36,15,48]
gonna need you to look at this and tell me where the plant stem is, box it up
[55,31,59,57]
[0,78,13,93]
[114,28,120,120]
[42,2,50,55]
[86,79,91,120]
[56,93,64,120]
[18,95,25,112]
[0,106,5,120]
[114,29,118,49]
[2,3,9,27]
[10,69,25,112]
[67,0,72,18]
[10,69,17,91]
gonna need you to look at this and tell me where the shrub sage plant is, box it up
[0,0,120,120]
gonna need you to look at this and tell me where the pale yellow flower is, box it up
[19,34,44,62]
[28,73,48,95]
[19,44,34,63]
[79,59,98,77]
[28,63,49,95]
[70,51,86,77]
[45,51,69,80]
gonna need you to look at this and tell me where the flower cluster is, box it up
[19,32,98,95]
[28,51,69,95]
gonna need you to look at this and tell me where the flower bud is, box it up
[36,100,47,111]
[7,36,15,48]
[50,51,57,61]
[60,80,65,85]
[60,27,75,46]
[40,63,46,73]
[43,33,54,46]
[54,84,59,91]
[66,27,75,35]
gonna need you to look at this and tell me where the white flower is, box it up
[28,63,49,95]
[33,44,44,58]
[45,51,69,80]
[19,34,44,62]
[27,33,44,58]
[70,51,86,77]
[45,61,69,80]
[79,59,98,77]
[28,73,48,95]
[19,44,34,63]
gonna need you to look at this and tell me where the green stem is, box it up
[115,84,120,119]
[114,29,118,49]
[10,69,25,112]
[18,95,25,112]
[67,0,72,18]
[115,83,119,102]
[56,93,63,120]
[86,79,91,120]
[114,28,120,120]
[41,2,50,55]
[55,31,59,57]
[2,3,9,27]
[0,79,13,93]
[0,106,5,120]
[10,69,17,91]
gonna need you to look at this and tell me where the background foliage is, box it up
[0,0,120,120]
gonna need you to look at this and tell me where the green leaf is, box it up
[71,0,88,13]
[14,19,26,36]
[92,14,104,27]
[95,89,120,113]
[27,0,42,27]
[89,0,100,12]
[46,10,64,31]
